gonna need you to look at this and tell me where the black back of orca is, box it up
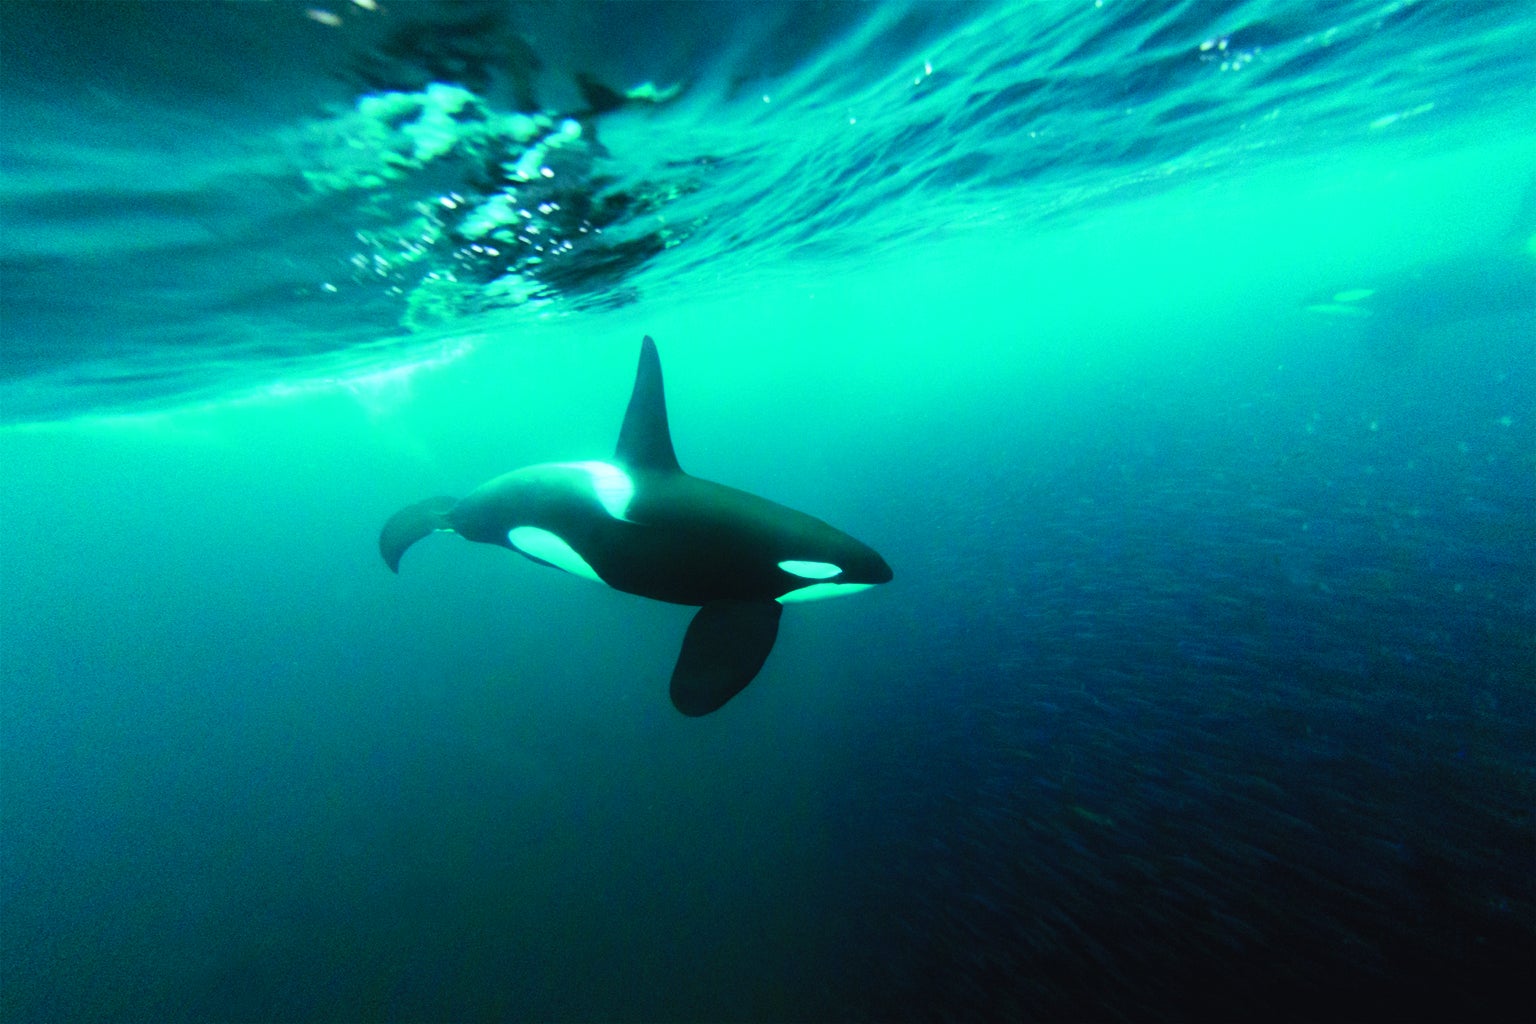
[380,335,892,716]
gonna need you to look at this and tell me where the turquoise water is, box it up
[2,2,1533,1021]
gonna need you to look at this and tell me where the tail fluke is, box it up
[380,495,458,572]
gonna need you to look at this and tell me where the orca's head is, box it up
[774,534,892,604]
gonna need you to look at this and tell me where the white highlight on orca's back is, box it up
[552,460,635,520]
[508,526,604,583]
[779,559,843,579]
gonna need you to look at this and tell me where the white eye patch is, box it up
[778,560,842,580]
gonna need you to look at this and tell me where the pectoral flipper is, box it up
[670,599,783,716]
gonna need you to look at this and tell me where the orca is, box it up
[1301,241,1535,360]
[1302,179,1536,361]
[380,336,893,716]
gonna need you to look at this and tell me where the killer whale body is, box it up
[1302,244,1536,361]
[380,336,893,716]
[1302,177,1536,361]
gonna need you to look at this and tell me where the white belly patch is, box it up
[508,526,604,584]
[777,582,874,603]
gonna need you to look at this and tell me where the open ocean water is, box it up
[2,1,1534,1021]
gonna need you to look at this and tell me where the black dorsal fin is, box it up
[615,335,682,474]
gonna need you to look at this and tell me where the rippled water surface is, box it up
[4,0,1532,418]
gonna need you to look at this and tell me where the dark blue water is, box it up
[2,2,1533,1021]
